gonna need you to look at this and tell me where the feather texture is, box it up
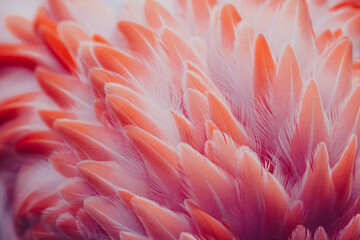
[0,0,360,239]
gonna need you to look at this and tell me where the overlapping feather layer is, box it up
[0,0,360,239]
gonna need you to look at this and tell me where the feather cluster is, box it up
[0,0,360,239]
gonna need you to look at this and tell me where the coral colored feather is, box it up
[0,0,360,239]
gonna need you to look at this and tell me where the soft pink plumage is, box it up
[0,0,360,239]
